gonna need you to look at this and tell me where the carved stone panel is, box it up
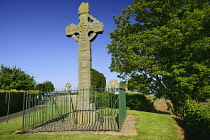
[79,41,88,52]
[66,24,79,36]
[79,60,91,88]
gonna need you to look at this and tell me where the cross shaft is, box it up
[66,3,103,110]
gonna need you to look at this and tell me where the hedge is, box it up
[0,92,24,117]
[0,90,38,117]
[185,100,210,139]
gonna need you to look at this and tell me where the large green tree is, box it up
[91,68,106,88]
[35,81,54,91]
[107,0,210,115]
[0,65,36,90]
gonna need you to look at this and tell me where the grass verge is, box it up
[0,110,181,140]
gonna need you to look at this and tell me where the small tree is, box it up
[0,65,35,90]
[35,81,54,91]
[91,68,106,89]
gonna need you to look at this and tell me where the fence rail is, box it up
[22,86,126,132]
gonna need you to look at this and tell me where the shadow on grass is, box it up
[154,110,189,140]
[172,116,202,140]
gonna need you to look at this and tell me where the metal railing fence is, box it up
[22,86,126,132]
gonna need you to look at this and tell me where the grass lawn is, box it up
[0,110,181,140]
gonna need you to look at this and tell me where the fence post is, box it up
[118,85,126,131]
[22,92,26,133]
[5,92,12,123]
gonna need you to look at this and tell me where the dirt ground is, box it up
[154,98,170,114]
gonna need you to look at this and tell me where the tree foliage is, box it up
[127,75,152,93]
[0,65,36,90]
[119,81,127,87]
[35,81,54,91]
[107,0,210,115]
[91,68,106,88]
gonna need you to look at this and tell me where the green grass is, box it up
[0,110,181,140]
[23,105,73,129]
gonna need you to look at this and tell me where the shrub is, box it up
[126,93,154,112]
[184,100,210,139]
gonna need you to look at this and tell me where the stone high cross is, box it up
[66,3,103,110]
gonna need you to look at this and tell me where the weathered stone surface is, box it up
[66,2,103,111]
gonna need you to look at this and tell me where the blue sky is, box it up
[0,0,134,88]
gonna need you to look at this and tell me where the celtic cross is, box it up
[66,3,103,110]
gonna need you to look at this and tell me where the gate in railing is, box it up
[22,86,126,132]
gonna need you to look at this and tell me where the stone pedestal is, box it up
[68,110,100,124]
[75,110,100,124]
